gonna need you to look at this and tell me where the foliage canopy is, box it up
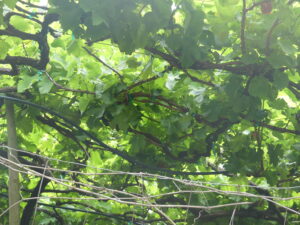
[1,0,300,224]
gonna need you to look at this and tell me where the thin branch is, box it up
[258,121,300,135]
[146,47,182,68]
[185,70,215,87]
[128,128,196,162]
[249,181,285,223]
[36,115,88,154]
[15,5,45,16]
[0,95,229,176]
[19,0,49,10]
[0,87,17,93]
[31,161,49,225]
[83,47,124,82]
[288,85,300,100]
[246,0,269,12]
[44,71,95,95]
[130,91,189,113]
[36,208,64,225]
[289,81,300,90]
[146,47,261,77]
[130,90,300,137]
[125,75,159,91]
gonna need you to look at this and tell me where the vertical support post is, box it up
[6,100,20,225]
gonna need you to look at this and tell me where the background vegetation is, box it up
[0,0,300,224]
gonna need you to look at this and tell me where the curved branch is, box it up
[83,47,124,82]
[258,121,300,135]
[0,95,228,176]
[19,0,49,10]
[146,47,262,77]
[0,13,58,75]
[44,71,95,95]
[130,91,300,136]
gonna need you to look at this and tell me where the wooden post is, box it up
[6,100,20,225]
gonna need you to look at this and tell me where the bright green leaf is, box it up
[79,95,92,114]
[17,75,38,93]
[38,76,54,94]
[0,40,10,60]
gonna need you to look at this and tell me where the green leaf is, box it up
[140,57,153,79]
[126,57,141,68]
[268,98,287,110]
[143,12,162,33]
[89,151,102,166]
[17,75,38,92]
[78,0,95,12]
[4,0,18,9]
[177,116,192,131]
[248,76,274,99]
[130,135,146,153]
[0,11,3,26]
[110,106,141,131]
[17,114,33,133]
[231,95,250,113]
[241,51,260,64]
[39,217,56,224]
[10,16,31,31]
[150,0,172,27]
[267,54,296,68]
[202,100,223,122]
[38,76,54,94]
[278,39,297,55]
[79,95,92,114]
[51,38,66,48]
[3,1,300,222]
[51,0,83,31]
[264,170,278,186]
[91,10,105,26]
[180,39,202,67]
[0,40,10,60]
[224,76,243,97]
[272,71,289,90]
[293,143,300,151]
[67,39,83,55]
[95,83,104,99]
[267,144,283,166]
[184,10,204,36]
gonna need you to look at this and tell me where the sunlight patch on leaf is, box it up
[188,84,206,104]
[165,72,180,90]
